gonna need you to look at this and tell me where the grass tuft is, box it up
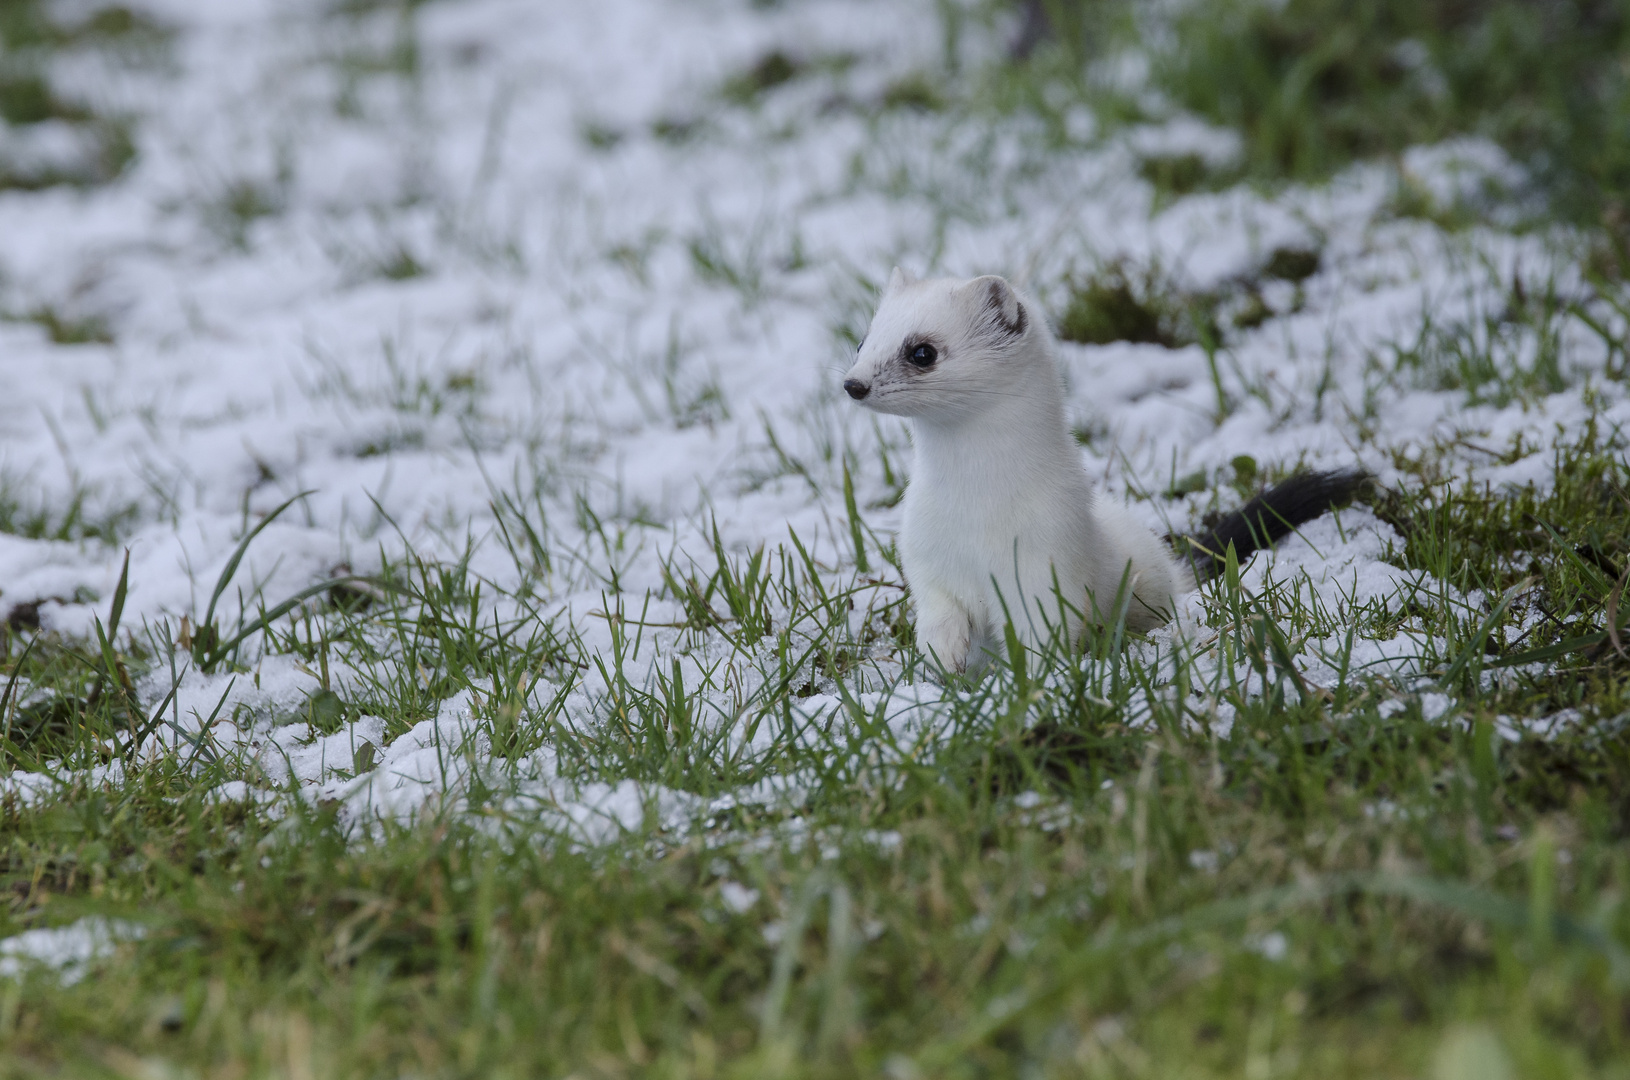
[1156,0,1630,219]
[1055,259,1213,347]
[723,49,804,104]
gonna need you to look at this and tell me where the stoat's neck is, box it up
[909,362,1083,507]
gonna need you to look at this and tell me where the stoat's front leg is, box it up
[913,586,975,674]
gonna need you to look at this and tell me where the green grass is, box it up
[4,402,1630,1074]
[17,305,114,345]
[1055,259,1208,348]
[6,2,1630,1076]
[0,472,139,546]
[0,0,164,189]
[1053,245,1322,350]
[1166,0,1630,221]
[986,0,1630,222]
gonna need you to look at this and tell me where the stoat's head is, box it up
[842,268,1041,421]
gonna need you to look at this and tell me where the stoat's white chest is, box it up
[899,414,1101,636]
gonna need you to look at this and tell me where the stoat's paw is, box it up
[916,604,973,675]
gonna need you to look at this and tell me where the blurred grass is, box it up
[998,0,1630,224]
[0,0,165,189]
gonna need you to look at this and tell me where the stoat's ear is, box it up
[962,275,1028,341]
[885,266,916,295]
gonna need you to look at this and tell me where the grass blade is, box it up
[1439,578,1531,690]
[202,491,313,634]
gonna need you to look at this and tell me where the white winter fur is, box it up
[843,268,1191,674]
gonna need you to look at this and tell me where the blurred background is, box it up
[4,1,1627,215]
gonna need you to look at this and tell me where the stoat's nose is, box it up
[843,378,869,400]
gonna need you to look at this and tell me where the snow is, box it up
[0,0,1622,836]
[1247,930,1289,962]
[0,917,144,985]
[719,880,760,914]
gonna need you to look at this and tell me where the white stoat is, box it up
[842,268,1362,674]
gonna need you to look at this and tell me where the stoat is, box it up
[842,267,1365,674]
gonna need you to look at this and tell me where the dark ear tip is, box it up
[972,274,1025,337]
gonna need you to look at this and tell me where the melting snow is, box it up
[0,917,145,985]
[0,0,1619,835]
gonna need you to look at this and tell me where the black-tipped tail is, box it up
[1175,468,1370,581]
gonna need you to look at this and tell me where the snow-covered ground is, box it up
[0,0,1623,834]
[0,915,143,984]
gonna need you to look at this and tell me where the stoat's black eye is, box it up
[909,343,938,367]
